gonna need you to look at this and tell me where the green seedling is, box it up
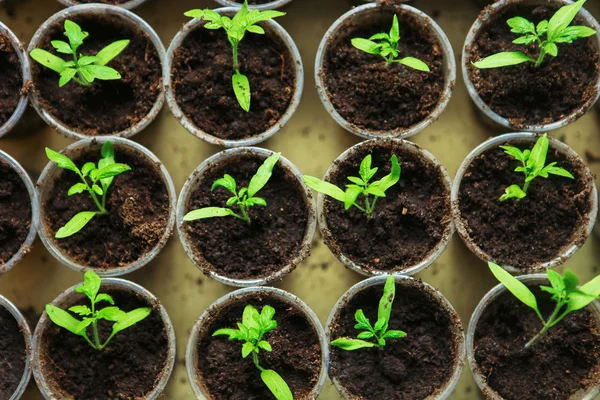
[488,262,600,348]
[30,20,129,87]
[213,304,293,400]
[303,154,400,218]
[46,141,131,238]
[183,153,280,225]
[331,275,406,351]
[46,270,151,351]
[498,133,573,201]
[351,15,430,71]
[473,0,595,69]
[184,1,285,112]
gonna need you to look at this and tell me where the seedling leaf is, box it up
[261,370,293,400]
[56,211,97,238]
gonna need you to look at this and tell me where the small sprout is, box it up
[473,0,595,69]
[488,262,600,348]
[30,20,129,87]
[184,1,285,112]
[213,304,293,400]
[351,15,430,71]
[46,270,151,351]
[46,141,131,238]
[183,153,280,225]
[498,133,573,202]
[303,154,400,218]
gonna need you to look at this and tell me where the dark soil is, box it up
[0,160,31,266]
[322,6,445,132]
[329,280,459,399]
[31,13,161,136]
[43,142,170,270]
[171,17,295,141]
[324,140,451,273]
[467,3,599,127]
[474,286,600,400]
[458,138,593,270]
[0,32,22,128]
[40,288,169,399]
[196,291,322,399]
[184,152,309,280]
[0,305,27,399]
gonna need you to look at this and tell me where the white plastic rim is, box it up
[451,132,598,274]
[462,0,600,132]
[186,286,329,399]
[177,147,317,287]
[325,275,465,400]
[314,3,456,140]
[316,138,454,277]
[27,4,166,140]
[0,150,38,276]
[213,0,292,10]
[164,7,304,148]
[36,137,177,277]
[32,278,176,400]
[467,274,600,400]
[56,0,149,10]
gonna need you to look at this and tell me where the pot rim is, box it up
[213,0,292,10]
[55,0,149,10]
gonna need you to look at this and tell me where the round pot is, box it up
[315,3,455,140]
[451,132,598,274]
[186,286,329,399]
[164,7,304,147]
[36,137,176,277]
[462,0,600,132]
[32,278,176,400]
[0,21,30,138]
[0,295,33,400]
[213,0,292,10]
[316,138,454,277]
[27,4,166,140]
[177,147,316,287]
[56,0,149,10]
[325,275,465,400]
[0,150,38,276]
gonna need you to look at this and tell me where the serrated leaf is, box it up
[261,305,276,326]
[247,25,264,35]
[77,270,101,303]
[59,68,76,87]
[64,20,88,50]
[213,328,246,341]
[96,294,114,305]
[547,269,565,292]
[184,9,205,19]
[513,35,538,45]
[248,153,280,197]
[78,55,97,66]
[489,262,539,312]
[500,145,525,162]
[563,270,580,292]
[473,51,534,69]
[112,308,151,335]
[95,40,129,66]
[363,185,387,197]
[507,16,536,34]
[183,207,237,221]
[347,176,364,185]
[68,305,92,316]
[537,20,549,35]
[51,40,72,54]
[96,163,131,180]
[258,340,272,352]
[354,309,372,331]
[243,305,261,331]
[56,211,97,238]
[212,174,237,194]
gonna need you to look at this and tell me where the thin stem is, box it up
[238,203,251,224]
[365,197,372,218]
[525,301,564,348]
[523,180,530,194]
[535,48,547,68]
[90,300,101,349]
[77,172,107,214]
[82,333,98,350]
[99,332,117,350]
[231,39,240,72]
[370,197,378,215]
[252,351,264,372]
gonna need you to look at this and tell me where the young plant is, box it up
[184,1,285,112]
[183,153,280,225]
[45,141,131,238]
[331,275,406,351]
[488,262,600,348]
[45,270,151,351]
[351,15,430,71]
[498,133,573,201]
[303,154,400,218]
[213,304,293,400]
[473,0,595,69]
[30,20,129,87]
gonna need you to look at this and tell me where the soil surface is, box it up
[0,32,22,128]
[322,6,445,132]
[31,13,161,136]
[171,18,295,141]
[329,280,459,399]
[458,139,593,270]
[43,142,170,270]
[467,3,599,127]
[0,160,31,266]
[0,305,27,399]
[196,291,322,399]
[324,140,451,273]
[40,288,169,399]
[184,152,309,280]
[474,286,600,400]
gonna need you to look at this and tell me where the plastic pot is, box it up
[213,0,292,10]
[55,0,149,10]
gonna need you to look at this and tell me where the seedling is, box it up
[45,141,131,238]
[183,153,280,224]
[184,1,285,112]
[303,154,400,218]
[331,275,406,351]
[351,15,430,71]
[213,304,293,400]
[45,270,151,351]
[30,20,129,87]
[488,262,600,348]
[473,0,595,69]
[498,134,573,201]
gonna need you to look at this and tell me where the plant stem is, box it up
[231,39,240,72]
[91,301,101,349]
[522,181,530,194]
[238,203,251,224]
[535,48,546,68]
[525,301,564,348]
[252,351,265,372]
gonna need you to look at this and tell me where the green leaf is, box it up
[75,318,93,335]
[390,15,400,42]
[96,294,114,305]
[547,0,587,42]
[248,153,280,197]
[579,275,600,296]
[247,25,265,35]
[261,305,276,326]
[59,68,76,87]
[258,340,272,352]
[568,275,600,311]
[46,304,82,335]
[78,56,97,66]
[370,33,390,41]
[382,330,407,340]
[543,165,574,179]
[559,25,596,41]
[359,155,372,182]
[82,65,121,81]
[184,9,205,19]
[351,38,381,55]
[213,328,246,341]
[81,162,96,177]
[242,342,254,358]
[547,269,565,292]
[357,331,375,340]
[344,185,363,210]
[499,184,527,202]
[500,145,525,162]
[472,52,534,69]
[543,42,558,57]
[77,270,101,302]
[347,176,364,186]
[489,262,539,312]
[95,40,130,66]
[245,197,267,207]
[507,16,536,34]
[68,183,87,196]
[398,57,430,72]
[537,20,549,35]
[45,147,79,173]
[51,40,72,54]
[528,134,549,175]
[261,369,293,400]
[248,9,286,24]
[375,276,395,334]
[513,35,538,45]
[226,197,237,207]
[101,141,114,159]
[112,307,151,335]
[183,207,237,221]
[363,185,386,197]
[92,184,103,196]
[96,307,127,322]
[68,305,92,316]
[354,309,372,331]
[330,337,378,350]
[96,163,131,180]
[232,72,251,112]
[563,270,580,292]
[243,305,261,331]
[212,174,237,194]
[31,49,67,73]
[303,176,346,202]
[64,20,88,50]
[56,211,97,238]
[373,155,401,194]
